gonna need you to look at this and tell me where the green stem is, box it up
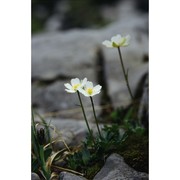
[117,47,134,100]
[77,91,95,143]
[90,97,102,138]
[39,145,51,179]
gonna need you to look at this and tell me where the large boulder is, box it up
[93,153,148,180]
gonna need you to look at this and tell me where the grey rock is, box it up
[32,31,99,81]
[59,172,87,180]
[32,80,101,120]
[31,172,40,180]
[93,153,148,180]
[105,62,148,108]
[35,117,105,149]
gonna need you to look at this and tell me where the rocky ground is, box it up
[32,154,148,180]
[32,0,149,179]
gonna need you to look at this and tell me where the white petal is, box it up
[81,77,87,87]
[119,37,126,46]
[91,90,101,96]
[64,83,72,90]
[65,89,76,93]
[122,42,129,46]
[125,35,130,41]
[83,93,90,97]
[71,78,80,86]
[102,40,113,48]
[93,85,102,92]
[116,34,122,39]
[111,34,121,44]
[78,87,84,93]
[78,88,89,97]
[85,81,93,88]
[124,35,130,46]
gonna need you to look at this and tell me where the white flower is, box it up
[64,78,87,93]
[102,34,130,48]
[78,81,102,97]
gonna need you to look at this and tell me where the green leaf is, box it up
[82,149,91,165]
[123,106,134,122]
[31,126,40,160]
[32,158,39,172]
[44,147,52,162]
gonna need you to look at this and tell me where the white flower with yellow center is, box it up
[79,81,102,97]
[64,78,87,93]
[102,34,130,48]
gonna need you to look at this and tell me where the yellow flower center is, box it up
[73,84,80,90]
[86,88,93,95]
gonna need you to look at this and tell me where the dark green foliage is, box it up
[31,17,45,34]
[32,0,59,33]
[96,125,127,153]
[31,125,51,179]
[110,107,127,124]
[31,0,122,33]
[66,124,127,178]
[61,0,108,30]
[109,105,148,173]
[32,0,112,33]
[110,105,147,136]
[31,111,51,179]
[91,0,121,5]
[66,113,148,178]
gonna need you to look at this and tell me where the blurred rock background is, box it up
[32,0,148,128]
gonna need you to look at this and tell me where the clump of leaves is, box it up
[66,124,127,179]
[61,0,109,30]
[109,105,148,173]
[110,107,127,124]
[110,104,146,136]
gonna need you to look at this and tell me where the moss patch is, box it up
[118,132,149,173]
[86,162,103,179]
